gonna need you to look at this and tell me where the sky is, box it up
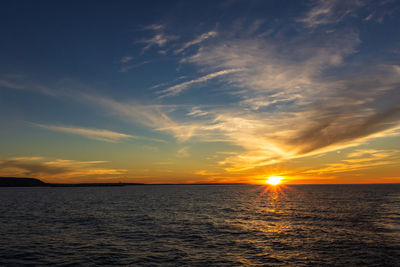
[1,0,400,184]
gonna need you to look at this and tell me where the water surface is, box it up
[0,184,399,266]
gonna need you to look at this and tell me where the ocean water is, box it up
[0,184,399,266]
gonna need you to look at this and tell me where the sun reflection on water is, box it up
[251,182,300,234]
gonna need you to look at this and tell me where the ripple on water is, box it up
[0,184,399,266]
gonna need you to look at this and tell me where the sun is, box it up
[265,176,283,186]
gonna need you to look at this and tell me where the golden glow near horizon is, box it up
[265,176,283,186]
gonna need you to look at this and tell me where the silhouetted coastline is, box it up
[0,177,144,187]
[0,177,257,187]
[0,177,47,187]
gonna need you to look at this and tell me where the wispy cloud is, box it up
[157,69,241,98]
[282,102,400,155]
[4,36,399,176]
[174,31,218,54]
[0,156,126,180]
[150,76,187,90]
[184,30,359,94]
[120,56,133,63]
[194,169,218,176]
[187,107,210,117]
[0,77,56,96]
[176,146,190,158]
[82,94,227,142]
[119,60,151,73]
[143,24,165,31]
[155,17,400,171]
[35,124,134,143]
[82,94,190,141]
[140,24,178,53]
[305,149,400,174]
[35,123,165,143]
[298,0,364,28]
[84,56,400,171]
[3,8,400,177]
[298,0,397,28]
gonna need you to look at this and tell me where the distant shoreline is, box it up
[0,177,144,187]
[0,177,399,187]
[0,177,251,187]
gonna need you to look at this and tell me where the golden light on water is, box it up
[265,176,283,186]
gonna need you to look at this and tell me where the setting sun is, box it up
[266,176,283,186]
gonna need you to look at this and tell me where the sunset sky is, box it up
[1,0,399,184]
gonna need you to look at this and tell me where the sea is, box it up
[0,184,399,266]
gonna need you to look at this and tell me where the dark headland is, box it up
[0,177,144,187]
[0,177,249,187]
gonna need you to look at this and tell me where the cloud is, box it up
[174,31,218,54]
[83,93,236,143]
[0,157,126,180]
[176,146,190,158]
[0,158,69,177]
[305,149,400,174]
[184,30,359,95]
[298,0,398,28]
[156,19,400,171]
[140,24,178,53]
[35,124,134,143]
[157,69,241,98]
[194,170,218,176]
[142,33,172,48]
[187,107,210,117]
[119,60,151,73]
[298,0,364,28]
[0,77,56,96]
[150,75,187,90]
[143,24,165,31]
[10,156,43,161]
[34,123,165,143]
[344,149,397,163]
[120,56,133,63]
[3,11,400,176]
[347,149,383,158]
[283,103,400,155]
[82,94,194,142]
[80,54,399,171]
